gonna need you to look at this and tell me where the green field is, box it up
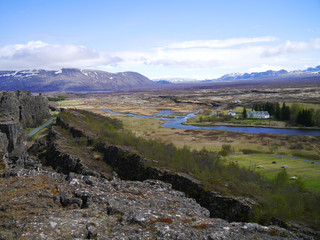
[60,100,83,106]
[226,154,320,192]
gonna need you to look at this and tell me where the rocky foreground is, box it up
[0,169,312,240]
[0,91,318,239]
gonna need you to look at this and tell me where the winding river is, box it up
[93,109,320,136]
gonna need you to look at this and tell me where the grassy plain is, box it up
[226,154,320,192]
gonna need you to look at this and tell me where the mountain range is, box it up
[0,68,156,92]
[213,65,320,82]
[155,65,320,84]
[0,66,319,91]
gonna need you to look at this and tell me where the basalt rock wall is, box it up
[0,90,50,128]
[0,90,49,168]
[99,142,254,223]
[36,127,102,178]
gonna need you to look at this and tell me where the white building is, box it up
[246,111,270,119]
[228,110,236,116]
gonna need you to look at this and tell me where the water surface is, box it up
[92,109,320,136]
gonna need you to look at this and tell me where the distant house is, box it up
[246,110,270,119]
[228,110,236,117]
[233,99,242,104]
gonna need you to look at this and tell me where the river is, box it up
[92,109,320,136]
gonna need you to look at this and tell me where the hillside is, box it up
[0,68,157,92]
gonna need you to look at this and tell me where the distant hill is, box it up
[153,80,172,85]
[0,68,157,92]
[212,66,320,82]
[154,66,320,84]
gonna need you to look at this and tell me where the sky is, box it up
[0,0,320,80]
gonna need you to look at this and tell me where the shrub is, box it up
[241,149,264,154]
[291,150,320,160]
[219,144,233,156]
[47,96,68,102]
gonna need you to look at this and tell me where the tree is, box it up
[313,110,320,127]
[264,102,275,116]
[275,103,281,119]
[296,109,314,127]
[281,103,290,121]
[290,103,302,122]
[242,107,247,119]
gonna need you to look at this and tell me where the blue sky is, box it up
[1,0,320,79]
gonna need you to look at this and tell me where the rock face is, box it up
[0,90,50,128]
[0,90,49,168]
[0,68,158,92]
[0,123,26,158]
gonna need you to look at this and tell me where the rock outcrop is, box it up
[96,142,254,223]
[0,90,50,128]
[0,90,50,169]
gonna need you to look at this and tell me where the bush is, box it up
[241,149,264,154]
[291,150,320,160]
[219,144,233,156]
[47,96,68,102]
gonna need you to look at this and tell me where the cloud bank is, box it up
[115,37,320,77]
[0,41,122,70]
[261,39,320,57]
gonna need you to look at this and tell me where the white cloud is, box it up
[0,41,122,70]
[261,39,320,57]
[166,36,278,49]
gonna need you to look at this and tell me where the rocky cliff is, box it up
[0,90,50,128]
[0,90,50,168]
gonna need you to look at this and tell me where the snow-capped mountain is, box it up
[213,66,320,82]
[0,68,157,92]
